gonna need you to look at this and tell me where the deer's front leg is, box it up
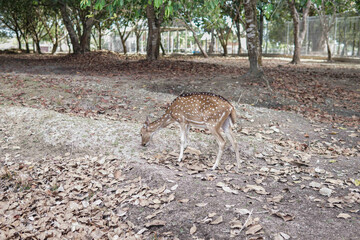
[178,123,187,162]
[184,125,190,149]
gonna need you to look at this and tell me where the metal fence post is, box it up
[333,17,337,56]
[286,22,289,55]
[306,17,309,55]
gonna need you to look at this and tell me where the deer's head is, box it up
[140,117,151,146]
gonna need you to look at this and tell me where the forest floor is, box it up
[0,52,359,240]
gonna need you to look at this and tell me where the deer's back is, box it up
[167,92,234,124]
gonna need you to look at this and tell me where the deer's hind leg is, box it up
[225,128,242,168]
[222,117,242,168]
[208,125,226,170]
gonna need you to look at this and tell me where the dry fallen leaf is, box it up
[170,184,178,191]
[208,212,217,218]
[309,181,322,188]
[187,164,205,172]
[184,147,202,155]
[196,203,208,207]
[235,208,251,215]
[274,234,284,240]
[328,197,342,204]
[319,187,333,197]
[210,216,223,225]
[145,220,166,227]
[337,213,351,219]
[274,232,290,240]
[223,185,239,194]
[245,185,269,195]
[271,211,295,222]
[230,220,243,229]
[190,224,197,235]
[267,195,283,204]
[245,224,262,235]
[145,210,162,220]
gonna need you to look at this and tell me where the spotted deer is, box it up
[141,92,241,170]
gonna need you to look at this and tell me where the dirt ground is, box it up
[0,52,359,240]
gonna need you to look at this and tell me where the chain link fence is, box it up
[263,16,360,57]
[101,15,360,58]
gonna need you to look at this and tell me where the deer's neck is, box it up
[148,113,173,133]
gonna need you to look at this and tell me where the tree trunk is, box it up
[136,32,141,53]
[22,34,30,53]
[190,27,208,58]
[35,39,41,54]
[235,21,242,54]
[244,0,263,76]
[290,2,300,64]
[259,8,264,54]
[221,42,228,56]
[288,0,311,64]
[183,20,208,58]
[208,30,215,54]
[218,28,232,57]
[352,23,356,56]
[120,35,128,54]
[146,3,164,60]
[315,2,337,61]
[51,40,58,54]
[59,3,81,53]
[326,38,332,62]
[98,23,102,50]
[116,22,132,54]
[98,32,102,50]
[15,30,22,50]
[160,42,166,55]
[66,35,71,53]
[80,18,94,53]
[52,19,59,54]
[134,22,145,53]
[94,23,102,50]
[298,3,310,46]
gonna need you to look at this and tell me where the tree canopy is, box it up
[0,0,359,61]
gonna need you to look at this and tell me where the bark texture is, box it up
[244,0,263,76]
[146,3,164,60]
[182,19,208,58]
[217,27,232,56]
[59,1,94,54]
[235,21,242,54]
[288,0,311,64]
[314,0,337,62]
[208,30,215,54]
